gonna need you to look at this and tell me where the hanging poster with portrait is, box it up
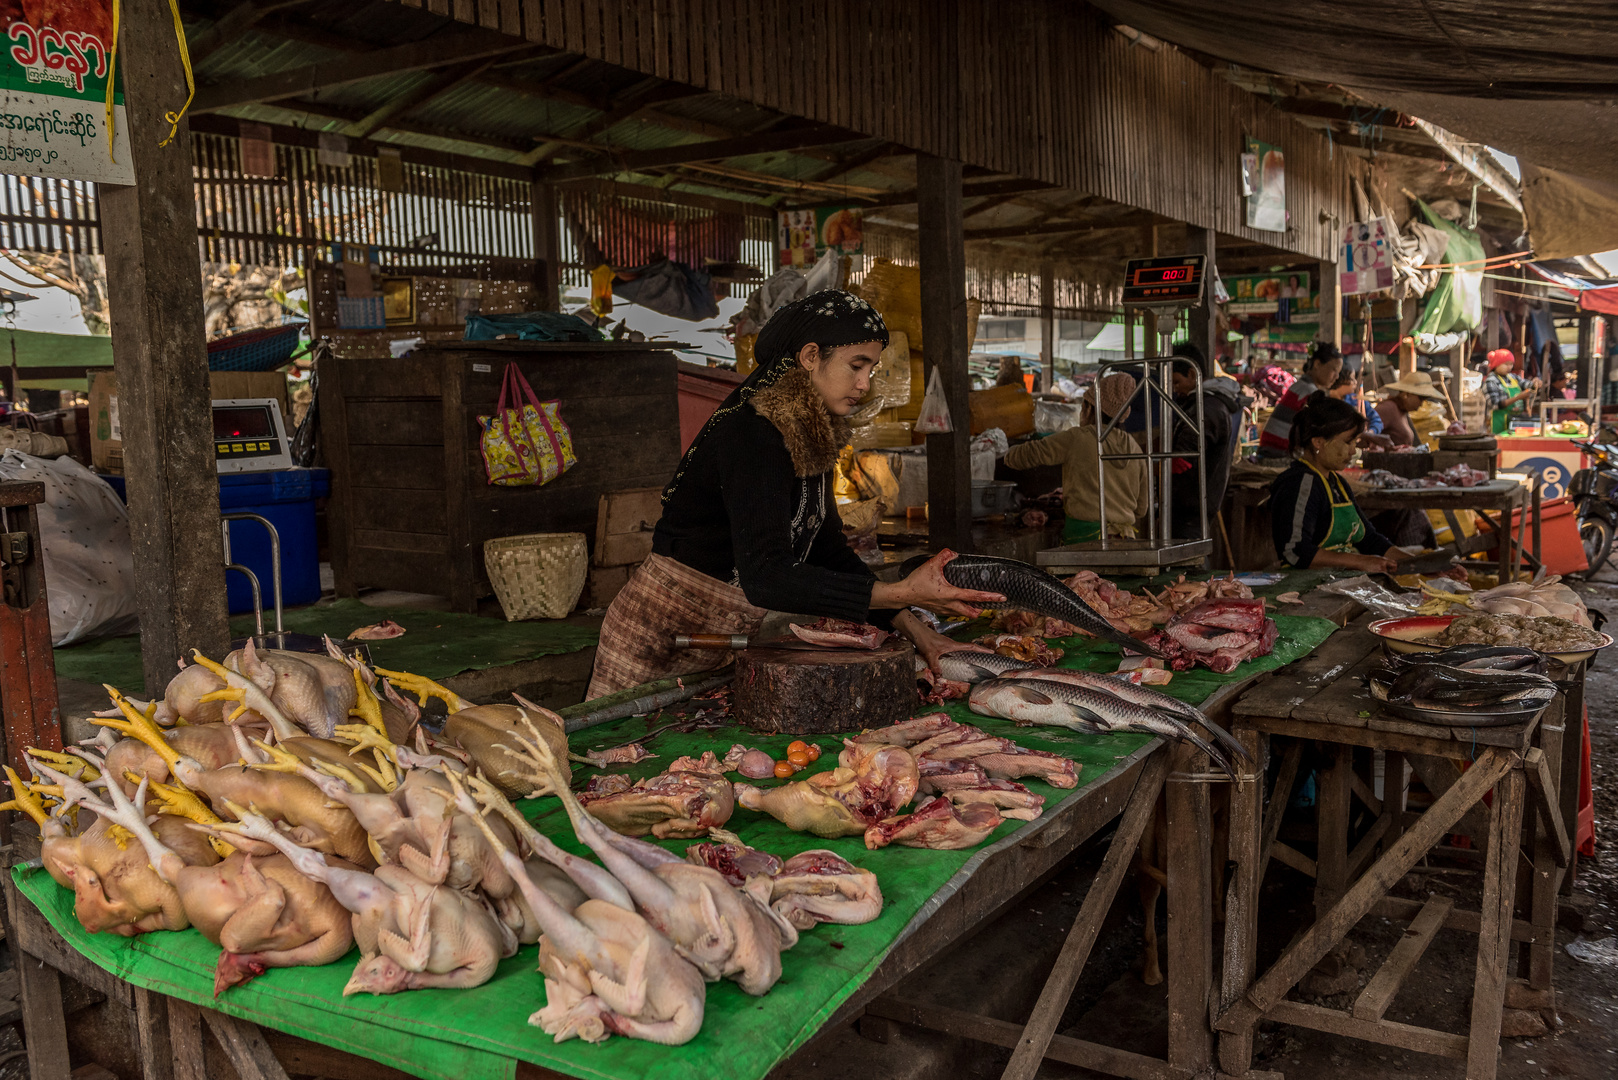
[778,206,865,266]
[1225,271,1315,321]
[0,0,132,183]
[1242,138,1286,233]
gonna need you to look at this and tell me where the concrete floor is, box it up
[773,577,1618,1080]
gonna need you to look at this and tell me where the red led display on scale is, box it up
[1122,255,1205,307]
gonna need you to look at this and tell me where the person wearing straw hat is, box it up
[1482,348,1538,434]
[1374,369,1449,448]
[1003,371,1148,543]
[587,290,1003,699]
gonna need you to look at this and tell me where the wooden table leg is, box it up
[1468,766,1527,1080]
[1529,713,1567,992]
[1558,665,1586,891]
[1316,742,1354,920]
[1219,728,1266,1078]
[998,751,1170,1080]
[1258,738,1303,885]
[170,997,206,1080]
[134,987,175,1080]
[16,951,70,1080]
[1383,751,1408,845]
[1165,741,1213,1074]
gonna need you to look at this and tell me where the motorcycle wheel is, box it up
[1579,513,1613,576]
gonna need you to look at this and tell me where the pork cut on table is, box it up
[787,618,890,649]
[1140,598,1280,675]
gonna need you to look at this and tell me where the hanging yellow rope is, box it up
[104,0,120,161]
[157,0,195,147]
[103,0,197,157]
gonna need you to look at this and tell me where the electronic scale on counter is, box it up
[212,398,294,474]
[1037,253,1216,573]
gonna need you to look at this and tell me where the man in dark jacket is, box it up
[1168,344,1241,540]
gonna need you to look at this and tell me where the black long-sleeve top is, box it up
[653,403,886,623]
[1269,460,1393,568]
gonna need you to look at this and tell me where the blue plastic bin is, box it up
[101,469,330,615]
[219,469,329,615]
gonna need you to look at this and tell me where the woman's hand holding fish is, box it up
[894,611,995,674]
[873,551,1005,618]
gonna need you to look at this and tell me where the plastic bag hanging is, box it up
[913,367,954,434]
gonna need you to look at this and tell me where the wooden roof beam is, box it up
[533,125,871,183]
[192,30,535,113]
[342,54,521,139]
[519,78,707,166]
[188,0,310,65]
[785,177,1057,212]
[966,211,1163,241]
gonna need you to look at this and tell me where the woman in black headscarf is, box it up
[587,290,1002,698]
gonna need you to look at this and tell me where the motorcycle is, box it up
[1569,428,1618,574]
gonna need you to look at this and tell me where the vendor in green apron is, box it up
[1270,391,1413,573]
[1003,371,1147,542]
[1483,348,1538,434]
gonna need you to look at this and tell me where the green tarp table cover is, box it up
[17,606,1339,1080]
[52,599,602,696]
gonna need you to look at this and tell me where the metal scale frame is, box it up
[1038,254,1214,572]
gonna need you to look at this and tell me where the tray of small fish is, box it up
[1366,644,1561,727]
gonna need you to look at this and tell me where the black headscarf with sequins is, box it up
[662,289,889,502]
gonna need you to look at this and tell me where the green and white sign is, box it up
[0,1,131,184]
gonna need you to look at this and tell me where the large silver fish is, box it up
[1008,668,1251,766]
[968,676,1238,776]
[901,552,1166,659]
[937,651,1037,683]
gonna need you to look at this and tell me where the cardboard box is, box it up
[587,564,635,609]
[90,370,290,474]
[593,486,663,567]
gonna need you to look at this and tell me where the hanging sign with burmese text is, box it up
[0,0,132,184]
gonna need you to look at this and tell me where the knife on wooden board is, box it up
[672,632,839,652]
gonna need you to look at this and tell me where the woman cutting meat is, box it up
[1270,393,1414,573]
[588,291,1002,698]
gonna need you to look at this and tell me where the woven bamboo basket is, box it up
[484,532,588,621]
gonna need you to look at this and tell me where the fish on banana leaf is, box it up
[935,651,1038,684]
[1009,668,1250,766]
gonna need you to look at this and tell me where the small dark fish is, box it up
[1388,645,1547,675]
[1383,664,1557,707]
[969,676,1236,777]
[936,651,1036,683]
[904,552,1165,659]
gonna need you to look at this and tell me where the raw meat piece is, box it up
[349,620,406,640]
[972,633,1064,665]
[864,796,1003,850]
[916,759,990,793]
[768,850,883,929]
[788,618,890,649]
[936,779,1044,820]
[854,713,964,747]
[1175,598,1267,634]
[685,833,784,886]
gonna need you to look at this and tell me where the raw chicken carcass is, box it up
[916,758,990,794]
[445,776,708,1044]
[768,850,883,930]
[53,772,355,993]
[685,830,784,886]
[864,796,1003,850]
[852,713,963,748]
[934,779,1044,820]
[579,763,735,839]
[737,743,919,837]
[220,810,512,995]
[788,618,890,649]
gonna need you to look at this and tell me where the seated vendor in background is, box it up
[589,290,1004,699]
[1003,372,1146,543]
[1329,367,1392,448]
[1373,370,1448,447]
[1270,393,1415,573]
[1257,342,1343,458]
[1483,348,1538,434]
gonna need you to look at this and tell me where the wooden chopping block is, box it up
[732,638,916,734]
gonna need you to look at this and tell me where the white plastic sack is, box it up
[913,368,954,434]
[1036,399,1081,434]
[0,450,138,645]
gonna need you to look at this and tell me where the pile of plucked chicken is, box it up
[3,639,1063,1048]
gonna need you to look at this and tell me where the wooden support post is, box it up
[1188,227,1217,364]
[1528,726,1567,991]
[1557,669,1585,890]
[531,180,561,311]
[1257,738,1303,885]
[1165,741,1212,1072]
[999,750,1170,1080]
[101,0,230,690]
[1408,753,1492,854]
[1218,727,1266,1077]
[17,952,70,1080]
[1468,766,1526,1079]
[134,987,175,1080]
[1319,257,1342,350]
[1384,751,1408,844]
[1039,262,1055,392]
[917,153,971,554]
[201,1009,294,1080]
[1315,742,1353,919]
[169,997,206,1080]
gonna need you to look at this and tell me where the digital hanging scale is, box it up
[1121,254,1206,309]
[212,398,293,473]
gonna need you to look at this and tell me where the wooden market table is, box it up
[1,584,1365,1080]
[1214,616,1574,1080]
[1354,475,1542,579]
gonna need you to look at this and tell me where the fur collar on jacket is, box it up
[749,366,851,478]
